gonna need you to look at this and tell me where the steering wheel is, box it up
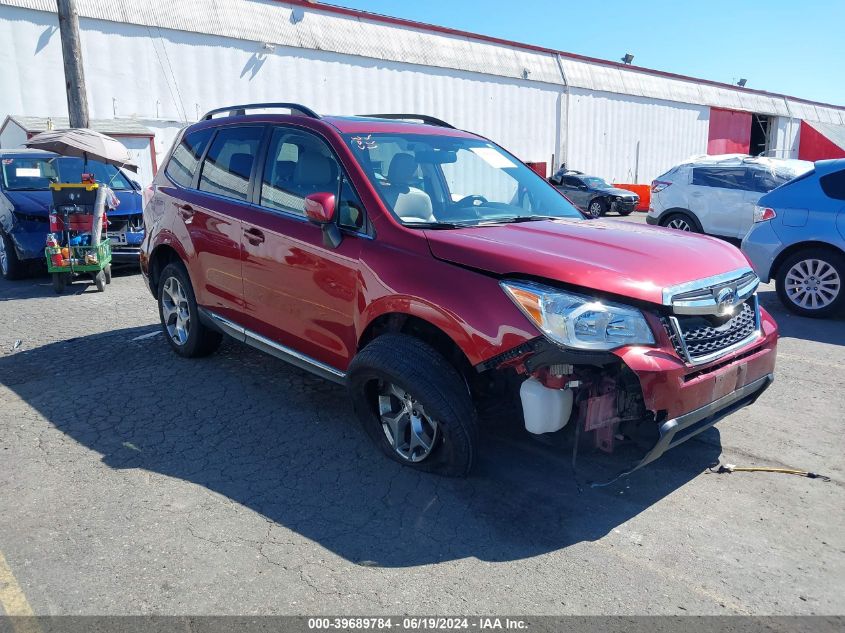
[454,195,489,208]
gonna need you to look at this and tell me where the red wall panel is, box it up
[708,108,752,154]
[798,121,845,161]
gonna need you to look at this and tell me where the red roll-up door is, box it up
[798,120,845,161]
[708,108,752,154]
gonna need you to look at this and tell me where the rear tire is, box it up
[659,212,700,233]
[104,264,112,284]
[347,333,478,477]
[157,262,222,357]
[776,248,844,318]
[0,230,25,280]
[94,270,106,292]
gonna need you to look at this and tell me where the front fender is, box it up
[357,250,538,367]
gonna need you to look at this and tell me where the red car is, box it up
[141,104,777,480]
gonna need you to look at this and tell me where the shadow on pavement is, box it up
[0,267,140,301]
[0,326,722,567]
[757,288,844,346]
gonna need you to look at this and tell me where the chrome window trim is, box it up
[667,295,762,366]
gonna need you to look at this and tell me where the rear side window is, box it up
[820,169,845,200]
[165,128,213,188]
[198,127,264,201]
[748,168,791,193]
[692,167,748,190]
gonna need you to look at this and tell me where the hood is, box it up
[424,219,750,306]
[599,186,639,198]
[2,188,141,216]
[2,190,52,214]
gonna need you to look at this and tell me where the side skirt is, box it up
[198,307,347,385]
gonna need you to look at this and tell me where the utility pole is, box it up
[56,0,90,128]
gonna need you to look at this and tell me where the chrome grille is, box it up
[664,297,761,365]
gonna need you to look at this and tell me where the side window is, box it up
[259,127,340,216]
[692,167,746,190]
[562,176,582,188]
[820,169,845,200]
[165,128,213,188]
[338,177,366,232]
[198,126,264,201]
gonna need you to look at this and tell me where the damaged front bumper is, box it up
[593,372,773,486]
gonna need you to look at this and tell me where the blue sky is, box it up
[325,0,841,106]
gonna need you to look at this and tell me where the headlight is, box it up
[501,280,655,350]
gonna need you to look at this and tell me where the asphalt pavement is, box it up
[0,215,843,616]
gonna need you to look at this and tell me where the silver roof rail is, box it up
[202,103,320,120]
[360,113,455,129]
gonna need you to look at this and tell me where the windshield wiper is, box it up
[474,215,564,225]
[403,221,476,229]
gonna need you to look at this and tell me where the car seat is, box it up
[382,153,435,223]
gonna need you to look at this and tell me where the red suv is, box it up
[141,104,778,480]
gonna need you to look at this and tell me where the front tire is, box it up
[347,333,478,477]
[52,273,66,294]
[587,198,607,218]
[0,230,25,280]
[157,262,222,357]
[776,248,844,318]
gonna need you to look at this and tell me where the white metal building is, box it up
[1,0,844,186]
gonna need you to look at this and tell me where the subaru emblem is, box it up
[716,287,736,315]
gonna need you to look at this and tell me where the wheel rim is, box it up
[0,235,8,275]
[589,202,602,217]
[667,217,692,231]
[161,276,191,345]
[784,258,840,310]
[377,382,439,463]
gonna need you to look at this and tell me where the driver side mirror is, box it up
[304,192,342,249]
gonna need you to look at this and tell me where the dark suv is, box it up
[141,104,777,480]
[549,169,639,217]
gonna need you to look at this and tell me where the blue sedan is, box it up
[742,159,845,318]
[0,149,144,280]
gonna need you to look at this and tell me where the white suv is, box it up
[647,155,812,239]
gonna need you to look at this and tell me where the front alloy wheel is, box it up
[161,275,191,346]
[588,199,605,218]
[378,382,439,463]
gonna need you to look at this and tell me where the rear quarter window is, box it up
[819,169,845,200]
[165,128,214,188]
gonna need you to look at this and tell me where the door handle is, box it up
[177,203,195,219]
[244,227,265,245]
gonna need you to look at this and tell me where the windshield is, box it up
[344,133,582,227]
[582,176,610,189]
[0,156,132,191]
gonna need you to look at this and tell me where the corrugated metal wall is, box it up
[566,89,709,184]
[0,4,562,178]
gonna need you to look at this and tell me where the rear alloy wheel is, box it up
[776,249,844,318]
[348,333,478,477]
[0,230,25,280]
[157,262,222,357]
[587,198,606,218]
[661,212,699,233]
